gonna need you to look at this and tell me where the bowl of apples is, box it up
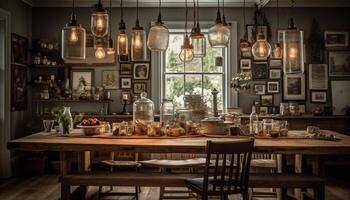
[77,118,104,136]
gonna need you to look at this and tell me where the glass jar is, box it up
[133,92,154,124]
[254,121,264,136]
[160,99,174,127]
[280,103,289,116]
[279,120,289,136]
[263,119,274,135]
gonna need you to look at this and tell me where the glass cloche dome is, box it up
[133,92,154,123]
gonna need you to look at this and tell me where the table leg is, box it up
[313,156,325,200]
[60,151,70,200]
[281,155,287,200]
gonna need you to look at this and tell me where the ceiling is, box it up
[24,0,350,7]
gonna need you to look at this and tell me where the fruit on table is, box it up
[81,118,101,126]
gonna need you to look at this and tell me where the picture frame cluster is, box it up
[119,62,150,95]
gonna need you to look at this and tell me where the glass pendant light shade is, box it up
[117,28,129,56]
[179,35,194,63]
[91,0,109,37]
[208,9,230,48]
[283,18,304,73]
[131,0,147,61]
[106,37,115,55]
[132,25,147,60]
[251,32,272,59]
[62,4,86,60]
[191,31,206,58]
[147,0,169,51]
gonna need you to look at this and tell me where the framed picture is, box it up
[277,30,285,44]
[102,70,119,89]
[246,25,267,44]
[309,64,328,90]
[11,64,27,111]
[331,81,350,115]
[241,48,252,58]
[241,70,252,79]
[71,69,94,93]
[260,95,273,107]
[328,51,350,77]
[269,59,282,68]
[215,56,223,66]
[240,59,251,70]
[120,77,132,89]
[254,84,266,95]
[119,54,129,62]
[11,33,28,65]
[133,82,147,94]
[311,91,327,103]
[252,62,268,80]
[260,106,268,115]
[324,31,349,48]
[269,69,282,79]
[133,63,150,80]
[120,63,132,75]
[283,73,306,101]
[267,81,280,93]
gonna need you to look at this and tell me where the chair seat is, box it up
[139,158,207,168]
[101,160,141,168]
[251,159,277,169]
[185,177,244,196]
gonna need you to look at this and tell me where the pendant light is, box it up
[283,0,304,73]
[190,0,206,58]
[62,0,86,60]
[273,0,282,58]
[251,0,271,59]
[179,0,194,63]
[208,0,230,48]
[95,39,106,59]
[147,0,169,51]
[91,0,109,37]
[106,0,115,55]
[117,0,129,56]
[131,0,147,61]
[239,0,250,53]
[221,0,230,27]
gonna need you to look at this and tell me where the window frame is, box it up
[150,21,238,113]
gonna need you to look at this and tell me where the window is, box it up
[161,30,228,110]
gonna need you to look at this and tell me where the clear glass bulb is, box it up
[289,47,298,59]
[95,47,106,59]
[179,48,194,63]
[251,35,271,59]
[69,28,78,43]
[96,17,104,31]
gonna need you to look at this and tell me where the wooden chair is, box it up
[185,139,254,200]
[98,152,141,200]
[250,153,281,199]
[140,153,206,200]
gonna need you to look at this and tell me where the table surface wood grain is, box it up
[7,130,350,155]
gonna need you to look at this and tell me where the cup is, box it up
[43,120,55,132]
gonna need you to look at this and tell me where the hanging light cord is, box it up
[277,0,279,29]
[193,0,196,27]
[243,0,246,26]
[185,0,188,35]
[136,0,139,21]
[109,0,112,34]
[120,0,124,20]
[222,0,225,18]
[196,0,199,25]
[72,0,75,14]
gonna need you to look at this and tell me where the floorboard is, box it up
[0,174,349,200]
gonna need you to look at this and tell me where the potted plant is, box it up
[51,106,73,135]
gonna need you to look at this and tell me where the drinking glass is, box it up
[43,120,55,132]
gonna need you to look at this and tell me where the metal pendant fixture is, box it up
[147,0,169,51]
[179,0,194,63]
[117,0,129,56]
[273,0,282,58]
[283,0,304,73]
[106,0,115,55]
[91,0,109,37]
[251,0,271,59]
[62,0,86,60]
[190,0,206,58]
[208,0,230,48]
[131,0,147,61]
[239,0,250,53]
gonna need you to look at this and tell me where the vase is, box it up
[61,106,73,134]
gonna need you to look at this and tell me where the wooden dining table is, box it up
[7,129,350,199]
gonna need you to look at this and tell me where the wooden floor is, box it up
[0,174,349,200]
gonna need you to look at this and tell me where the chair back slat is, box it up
[203,139,254,195]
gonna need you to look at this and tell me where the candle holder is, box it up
[119,91,132,115]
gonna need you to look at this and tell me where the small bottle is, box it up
[249,105,259,135]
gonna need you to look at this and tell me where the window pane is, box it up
[203,75,223,110]
[165,34,184,73]
[165,74,184,108]
[203,36,223,73]
[185,75,202,96]
[185,58,202,73]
